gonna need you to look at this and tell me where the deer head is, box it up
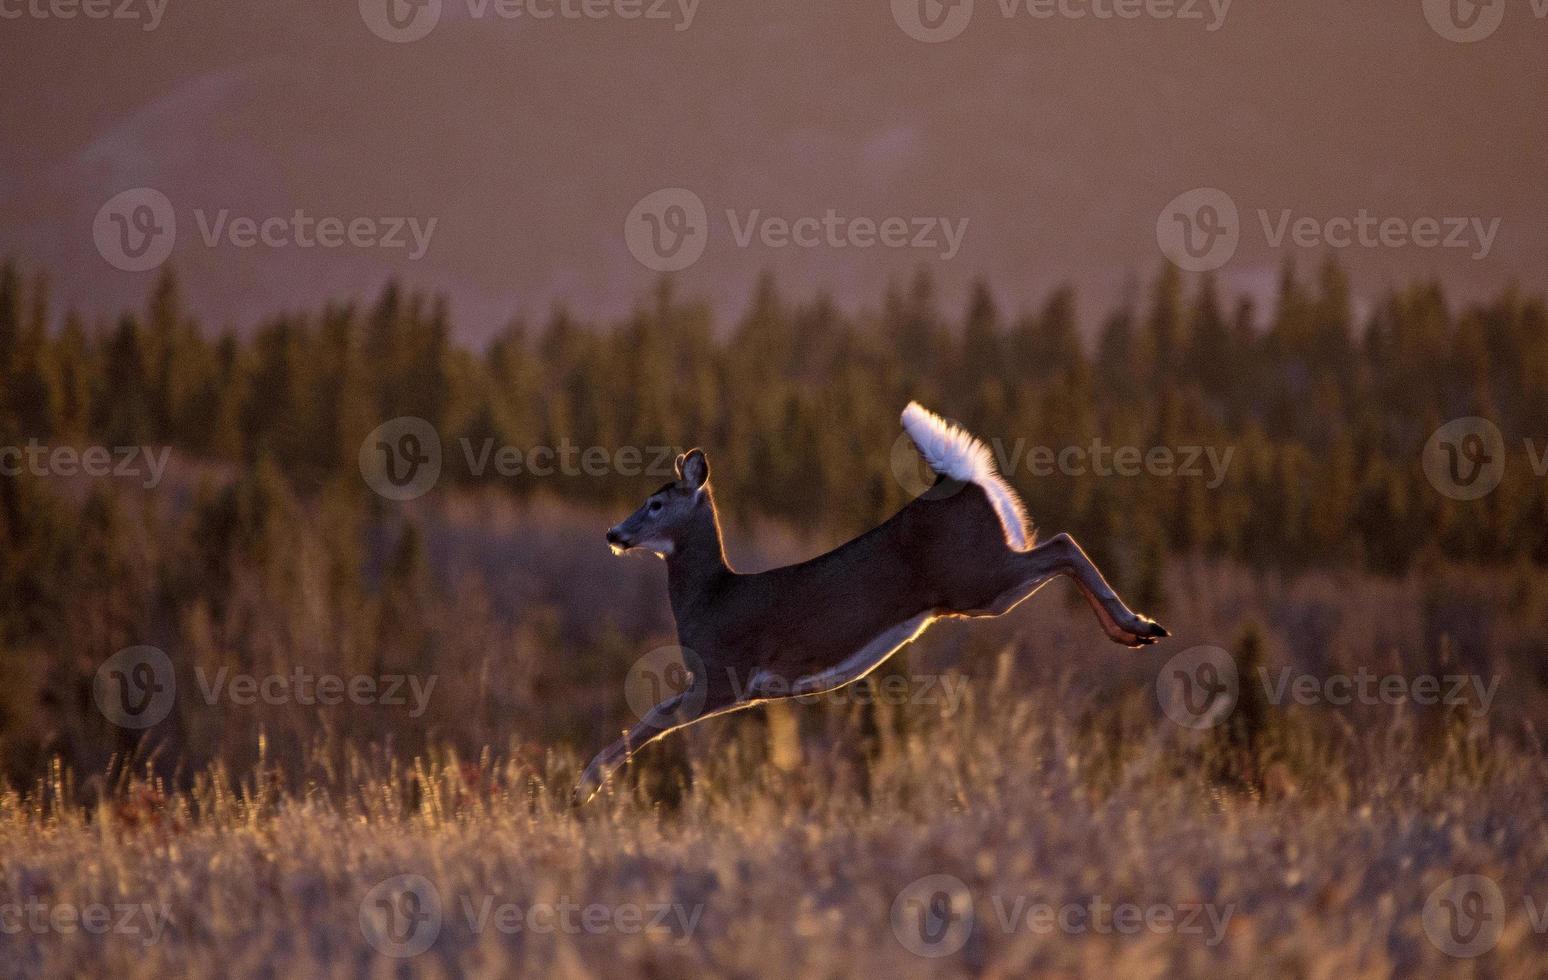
[605,449,712,558]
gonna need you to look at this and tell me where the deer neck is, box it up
[666,494,731,619]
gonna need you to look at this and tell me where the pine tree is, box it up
[1144,263,1187,382]
[96,315,155,447]
[10,271,59,436]
[51,315,92,440]
[955,279,1002,406]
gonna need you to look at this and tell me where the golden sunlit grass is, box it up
[4,659,1546,979]
[5,501,1548,977]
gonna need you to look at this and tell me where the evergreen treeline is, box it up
[3,256,1546,581]
[3,255,1548,785]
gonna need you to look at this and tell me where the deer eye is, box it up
[648,500,663,514]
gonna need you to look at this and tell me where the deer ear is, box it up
[674,453,688,479]
[680,448,709,489]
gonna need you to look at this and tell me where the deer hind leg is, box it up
[987,533,1168,648]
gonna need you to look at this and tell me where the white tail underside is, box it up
[900,401,1032,551]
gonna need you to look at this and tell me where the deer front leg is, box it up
[993,533,1168,648]
[572,687,743,806]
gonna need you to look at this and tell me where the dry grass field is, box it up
[3,683,1546,978]
[3,502,1547,978]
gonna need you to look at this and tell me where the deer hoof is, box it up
[1121,619,1168,647]
[571,771,603,808]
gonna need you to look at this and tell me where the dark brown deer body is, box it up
[574,403,1167,804]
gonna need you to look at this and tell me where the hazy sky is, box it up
[1,0,1543,342]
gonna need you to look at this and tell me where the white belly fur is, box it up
[780,612,936,698]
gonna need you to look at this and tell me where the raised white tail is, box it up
[900,401,1032,551]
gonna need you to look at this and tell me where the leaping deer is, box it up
[573,402,1168,805]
